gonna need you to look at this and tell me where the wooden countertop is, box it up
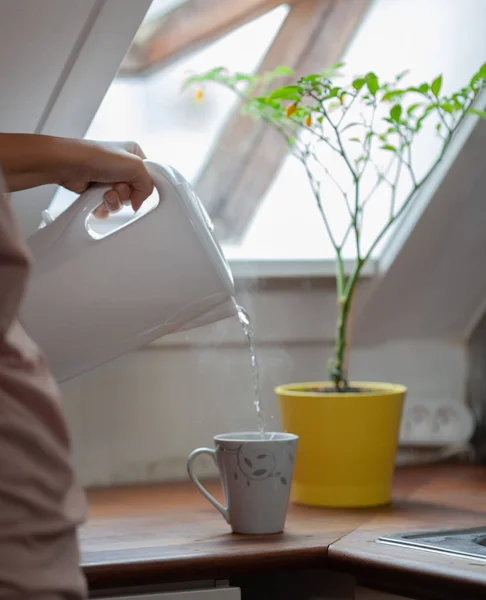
[81,465,486,598]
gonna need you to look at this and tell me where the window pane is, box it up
[49,5,289,217]
[231,0,486,261]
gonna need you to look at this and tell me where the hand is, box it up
[0,134,154,219]
[59,140,154,219]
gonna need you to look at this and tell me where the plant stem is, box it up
[353,179,361,260]
[303,162,339,251]
[309,148,354,220]
[332,294,351,389]
[362,130,452,264]
[331,260,363,389]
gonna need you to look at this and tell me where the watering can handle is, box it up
[65,160,169,238]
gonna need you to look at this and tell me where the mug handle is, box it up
[187,448,229,523]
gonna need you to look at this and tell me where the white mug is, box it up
[187,432,298,535]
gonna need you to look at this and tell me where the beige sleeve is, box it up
[0,179,87,599]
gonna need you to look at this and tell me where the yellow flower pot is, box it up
[275,382,406,508]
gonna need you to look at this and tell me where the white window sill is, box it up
[228,258,377,279]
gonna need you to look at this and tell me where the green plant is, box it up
[185,62,486,391]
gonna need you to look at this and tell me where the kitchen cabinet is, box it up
[356,588,415,600]
[96,578,421,600]
[100,583,240,600]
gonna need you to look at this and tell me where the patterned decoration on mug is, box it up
[218,443,294,487]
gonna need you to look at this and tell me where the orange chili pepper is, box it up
[286,103,297,117]
[195,88,204,102]
[305,114,312,127]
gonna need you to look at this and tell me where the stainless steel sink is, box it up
[378,526,486,560]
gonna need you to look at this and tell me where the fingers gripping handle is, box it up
[28,160,173,261]
[65,160,168,236]
[187,448,229,523]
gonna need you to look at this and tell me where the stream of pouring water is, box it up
[235,304,266,436]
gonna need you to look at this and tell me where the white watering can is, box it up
[20,161,236,382]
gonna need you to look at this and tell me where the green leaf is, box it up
[268,85,301,101]
[467,108,486,119]
[300,74,321,83]
[367,76,379,96]
[365,71,378,81]
[480,62,486,79]
[352,78,366,91]
[407,103,422,115]
[431,75,442,98]
[320,62,344,78]
[470,72,481,86]
[395,69,410,81]
[440,102,453,113]
[390,104,402,122]
[254,96,269,106]
[234,73,256,82]
[341,121,360,132]
[185,67,228,87]
[272,66,295,77]
[418,83,430,94]
[349,137,361,142]
[451,94,464,110]
[202,67,226,79]
[382,90,404,102]
[436,123,442,132]
[294,107,309,119]
[381,145,397,152]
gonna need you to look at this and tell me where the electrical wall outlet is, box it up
[399,398,474,447]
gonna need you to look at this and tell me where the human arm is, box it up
[0,134,153,217]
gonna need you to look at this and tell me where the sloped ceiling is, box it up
[354,113,486,346]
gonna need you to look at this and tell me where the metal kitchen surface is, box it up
[378,526,486,560]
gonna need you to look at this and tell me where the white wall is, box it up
[60,280,466,487]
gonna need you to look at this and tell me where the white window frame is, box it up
[7,0,152,239]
